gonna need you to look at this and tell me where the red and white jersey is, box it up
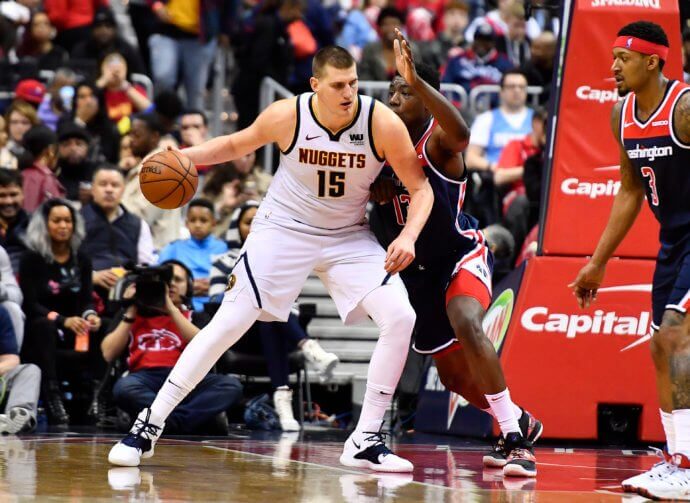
[620,79,690,246]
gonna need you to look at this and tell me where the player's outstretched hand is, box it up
[393,28,417,87]
[386,234,415,274]
[370,177,397,204]
[568,262,606,309]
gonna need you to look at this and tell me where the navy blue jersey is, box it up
[369,119,483,269]
[620,80,690,248]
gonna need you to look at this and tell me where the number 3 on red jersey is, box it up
[641,166,659,206]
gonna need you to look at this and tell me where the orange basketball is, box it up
[139,150,198,209]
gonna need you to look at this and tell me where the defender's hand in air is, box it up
[385,233,415,274]
[370,177,397,204]
[568,262,606,309]
[394,28,417,87]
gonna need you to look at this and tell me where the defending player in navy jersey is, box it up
[369,29,542,478]
[570,21,690,499]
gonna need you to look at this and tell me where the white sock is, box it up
[149,293,260,426]
[482,404,523,422]
[661,409,676,454]
[672,409,690,457]
[485,388,521,437]
[353,285,415,438]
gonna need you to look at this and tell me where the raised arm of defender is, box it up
[569,101,646,308]
[181,99,298,166]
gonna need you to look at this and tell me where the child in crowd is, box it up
[158,199,227,311]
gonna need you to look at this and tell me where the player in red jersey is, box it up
[570,21,690,500]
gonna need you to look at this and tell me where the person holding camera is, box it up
[101,260,242,434]
[19,198,103,426]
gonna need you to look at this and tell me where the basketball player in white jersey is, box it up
[108,46,433,472]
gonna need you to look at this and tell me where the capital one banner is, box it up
[540,0,682,257]
[500,256,662,441]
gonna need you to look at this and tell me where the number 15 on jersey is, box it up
[317,170,345,198]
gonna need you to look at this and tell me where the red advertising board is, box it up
[500,256,663,441]
[540,0,682,258]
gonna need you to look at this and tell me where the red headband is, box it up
[613,36,669,61]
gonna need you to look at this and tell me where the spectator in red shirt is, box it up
[101,261,242,434]
[21,126,66,212]
[96,52,152,130]
[44,0,109,52]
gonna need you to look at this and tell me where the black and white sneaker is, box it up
[108,408,164,467]
[340,428,413,473]
[483,408,543,468]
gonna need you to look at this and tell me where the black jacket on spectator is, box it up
[520,60,553,105]
[81,202,140,271]
[19,249,94,325]
[58,159,97,202]
[0,209,29,273]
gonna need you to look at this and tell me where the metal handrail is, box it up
[259,77,295,173]
[468,84,544,116]
[131,73,154,99]
[358,81,469,111]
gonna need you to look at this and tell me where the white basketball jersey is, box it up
[260,93,385,233]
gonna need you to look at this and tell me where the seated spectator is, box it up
[178,110,211,176]
[210,201,338,431]
[96,52,152,132]
[201,163,241,236]
[60,82,120,164]
[284,0,318,94]
[21,125,66,212]
[494,106,547,212]
[122,113,182,250]
[14,80,47,111]
[37,68,78,131]
[497,2,530,67]
[466,0,541,45]
[465,70,533,172]
[0,303,41,434]
[442,23,513,95]
[152,90,183,145]
[16,11,68,72]
[44,0,108,53]
[81,165,156,303]
[335,3,378,62]
[19,198,103,425]
[0,169,30,272]
[231,150,273,201]
[0,245,24,350]
[56,123,96,205]
[0,1,30,59]
[0,116,18,170]
[117,133,137,172]
[5,100,40,167]
[520,31,557,105]
[102,261,242,434]
[359,7,406,81]
[71,7,146,76]
[417,0,470,72]
[158,199,227,311]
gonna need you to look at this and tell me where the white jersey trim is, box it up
[631,80,677,129]
[669,87,690,149]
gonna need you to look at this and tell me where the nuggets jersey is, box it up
[260,93,385,234]
[370,118,484,268]
[621,80,690,247]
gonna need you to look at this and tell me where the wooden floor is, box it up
[0,430,658,501]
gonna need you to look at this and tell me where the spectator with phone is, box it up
[19,198,103,426]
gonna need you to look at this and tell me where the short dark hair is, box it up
[0,168,22,188]
[312,46,355,79]
[92,163,124,182]
[377,7,404,27]
[188,198,215,215]
[414,62,440,91]
[618,21,669,71]
[181,109,208,126]
[154,90,184,122]
[500,69,528,88]
[132,112,165,136]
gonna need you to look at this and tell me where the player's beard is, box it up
[617,87,631,98]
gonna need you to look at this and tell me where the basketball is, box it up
[139,150,198,209]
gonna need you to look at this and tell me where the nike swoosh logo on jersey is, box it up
[306,134,321,141]
[624,122,635,128]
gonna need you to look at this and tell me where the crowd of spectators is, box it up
[0,0,686,435]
